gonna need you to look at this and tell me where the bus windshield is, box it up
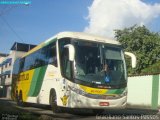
[74,40,127,87]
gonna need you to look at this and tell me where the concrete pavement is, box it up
[0,98,160,120]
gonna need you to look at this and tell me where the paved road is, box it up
[0,98,160,120]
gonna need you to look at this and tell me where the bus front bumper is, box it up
[70,91,127,109]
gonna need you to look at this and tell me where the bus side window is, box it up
[19,58,25,72]
[48,42,57,67]
[13,59,20,74]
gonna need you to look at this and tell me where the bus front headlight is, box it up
[120,90,127,97]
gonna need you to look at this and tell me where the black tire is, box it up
[92,109,104,114]
[15,90,18,102]
[17,91,25,106]
[50,90,61,113]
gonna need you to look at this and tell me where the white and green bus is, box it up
[12,32,136,113]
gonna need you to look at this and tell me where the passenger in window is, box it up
[86,53,95,73]
[101,63,109,72]
[101,63,111,83]
[9,62,11,66]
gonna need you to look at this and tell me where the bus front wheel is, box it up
[50,90,61,113]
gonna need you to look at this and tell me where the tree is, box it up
[115,25,160,75]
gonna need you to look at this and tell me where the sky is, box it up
[0,0,160,53]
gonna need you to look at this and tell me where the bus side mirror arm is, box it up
[64,44,75,61]
[64,44,75,80]
[124,52,137,68]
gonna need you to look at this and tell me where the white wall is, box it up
[0,57,5,74]
[3,55,13,85]
[127,74,160,109]
[4,51,26,85]
[0,51,26,98]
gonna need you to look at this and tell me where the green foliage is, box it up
[141,61,160,75]
[115,25,160,75]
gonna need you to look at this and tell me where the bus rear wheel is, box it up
[50,90,61,113]
[17,91,24,106]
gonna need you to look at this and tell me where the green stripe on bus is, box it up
[151,75,159,109]
[107,88,125,94]
[27,68,41,96]
[28,66,47,97]
[32,66,47,96]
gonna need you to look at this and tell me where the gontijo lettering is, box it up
[19,73,29,81]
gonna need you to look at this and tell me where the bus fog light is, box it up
[120,91,127,97]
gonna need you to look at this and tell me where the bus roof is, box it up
[57,32,120,45]
[22,32,121,57]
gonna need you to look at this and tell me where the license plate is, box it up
[99,102,109,106]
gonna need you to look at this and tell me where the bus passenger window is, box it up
[48,43,57,67]
[20,58,25,72]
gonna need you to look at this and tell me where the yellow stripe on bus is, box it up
[17,69,35,102]
[79,85,108,95]
[22,43,44,57]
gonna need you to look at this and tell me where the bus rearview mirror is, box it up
[64,44,75,61]
[124,52,136,68]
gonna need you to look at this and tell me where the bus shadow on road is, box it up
[15,104,160,120]
[102,108,158,115]
[36,108,159,120]
[24,103,159,116]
